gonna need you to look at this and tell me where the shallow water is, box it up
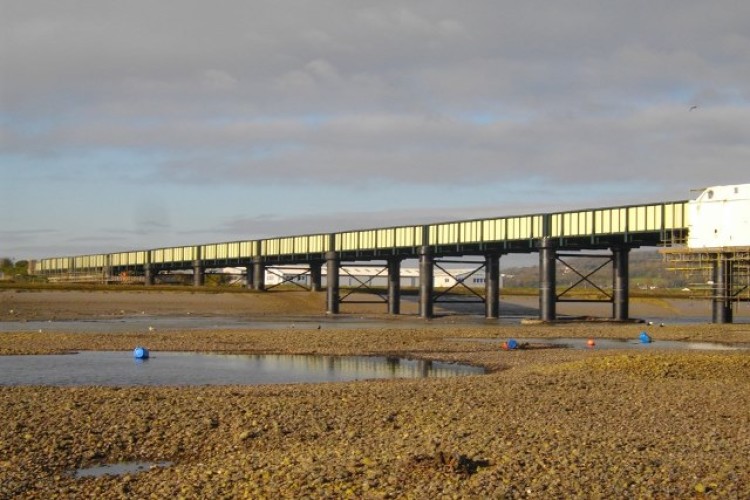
[0,316,384,333]
[0,312,729,335]
[449,337,750,351]
[74,461,172,479]
[0,313,525,333]
[0,351,484,387]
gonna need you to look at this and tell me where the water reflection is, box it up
[0,351,484,387]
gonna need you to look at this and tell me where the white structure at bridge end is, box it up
[688,183,750,249]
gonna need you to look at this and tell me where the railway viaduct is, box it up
[36,185,750,324]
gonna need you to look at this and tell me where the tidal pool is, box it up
[0,351,484,386]
[448,337,750,351]
[74,461,172,479]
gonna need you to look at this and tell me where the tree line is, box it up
[0,258,30,278]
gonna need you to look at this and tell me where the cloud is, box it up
[2,1,749,259]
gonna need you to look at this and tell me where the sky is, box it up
[2,1,749,262]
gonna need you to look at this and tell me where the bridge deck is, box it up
[37,200,689,274]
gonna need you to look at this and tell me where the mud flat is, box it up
[1,289,749,497]
[3,288,747,324]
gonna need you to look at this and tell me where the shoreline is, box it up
[2,287,748,322]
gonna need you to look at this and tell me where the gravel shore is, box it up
[1,289,749,498]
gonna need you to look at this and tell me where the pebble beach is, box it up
[1,289,749,498]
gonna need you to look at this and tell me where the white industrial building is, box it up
[221,265,500,289]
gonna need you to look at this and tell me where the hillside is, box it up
[502,249,697,291]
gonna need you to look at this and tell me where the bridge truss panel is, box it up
[628,205,660,232]
[39,257,73,273]
[110,251,147,267]
[663,202,688,231]
[151,246,198,265]
[551,211,595,237]
[239,241,254,258]
[595,207,627,234]
[376,228,395,248]
[336,226,422,252]
[260,233,329,258]
[549,202,689,240]
[73,254,106,270]
[203,242,241,260]
[429,215,544,246]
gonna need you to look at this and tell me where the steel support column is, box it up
[712,254,733,324]
[192,246,204,287]
[144,264,155,287]
[326,251,340,314]
[539,237,556,321]
[103,255,112,283]
[419,246,434,319]
[310,262,323,292]
[612,247,630,321]
[193,260,205,287]
[724,256,735,324]
[387,257,402,315]
[252,259,265,291]
[485,253,500,319]
[245,265,254,289]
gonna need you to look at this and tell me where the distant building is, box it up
[251,265,500,289]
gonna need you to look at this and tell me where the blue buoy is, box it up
[639,332,652,344]
[133,346,150,359]
[507,339,519,350]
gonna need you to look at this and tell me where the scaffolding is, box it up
[661,246,750,303]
